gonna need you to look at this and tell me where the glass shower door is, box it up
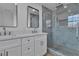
[42,6,53,48]
[52,3,79,56]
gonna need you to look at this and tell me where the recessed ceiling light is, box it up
[63,4,67,8]
[64,5,67,8]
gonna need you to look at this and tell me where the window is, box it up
[68,14,79,27]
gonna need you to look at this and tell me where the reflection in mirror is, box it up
[0,3,17,27]
[27,6,39,28]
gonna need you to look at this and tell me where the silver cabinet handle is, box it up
[28,48,30,50]
[28,40,30,42]
[6,51,8,56]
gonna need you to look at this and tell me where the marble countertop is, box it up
[0,32,47,41]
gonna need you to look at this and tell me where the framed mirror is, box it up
[0,3,17,27]
[27,6,39,28]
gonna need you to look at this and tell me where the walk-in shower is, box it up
[42,3,79,56]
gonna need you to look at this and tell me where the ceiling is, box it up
[39,3,68,11]
[39,3,61,11]
[41,3,57,10]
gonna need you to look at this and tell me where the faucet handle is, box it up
[9,32,11,35]
[2,27,6,36]
[4,31,6,35]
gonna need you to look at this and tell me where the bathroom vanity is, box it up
[0,3,47,56]
[0,33,47,56]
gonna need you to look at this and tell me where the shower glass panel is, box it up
[52,3,79,56]
[42,6,52,48]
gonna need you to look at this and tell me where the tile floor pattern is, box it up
[46,53,53,56]
[45,52,54,56]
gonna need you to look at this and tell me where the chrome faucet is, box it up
[3,27,6,35]
[32,28,37,33]
[2,27,11,36]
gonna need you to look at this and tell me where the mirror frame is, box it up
[0,4,18,28]
[27,6,39,28]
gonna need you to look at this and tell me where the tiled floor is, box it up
[45,52,54,56]
[46,53,53,56]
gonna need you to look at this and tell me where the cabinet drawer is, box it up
[22,37,34,45]
[22,44,34,56]
[0,39,21,49]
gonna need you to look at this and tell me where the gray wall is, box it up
[0,3,42,33]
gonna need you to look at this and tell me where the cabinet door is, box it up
[5,46,21,56]
[0,50,4,56]
[35,35,47,56]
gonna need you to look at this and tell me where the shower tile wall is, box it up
[52,4,79,54]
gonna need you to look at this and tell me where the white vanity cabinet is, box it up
[22,34,47,56]
[35,35,47,56]
[0,39,21,56]
[0,33,47,56]
[22,37,34,56]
